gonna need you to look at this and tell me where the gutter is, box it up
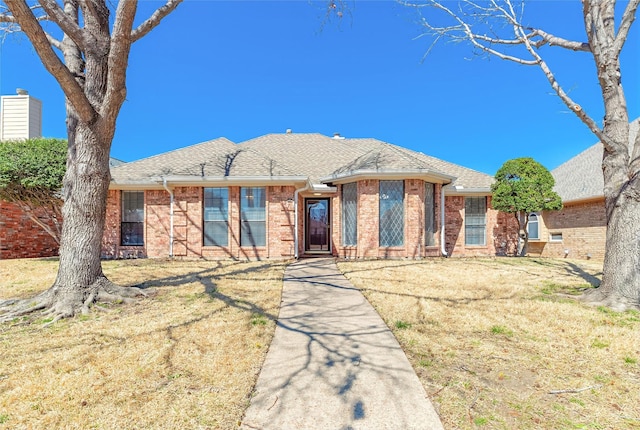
[162,178,174,258]
[440,186,448,257]
[293,181,310,259]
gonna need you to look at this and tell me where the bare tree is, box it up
[0,0,182,324]
[408,0,639,310]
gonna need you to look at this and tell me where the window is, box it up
[204,188,229,246]
[240,187,266,247]
[550,232,563,242]
[379,180,404,247]
[425,183,435,246]
[342,183,357,246]
[465,197,486,246]
[528,213,539,240]
[121,191,144,246]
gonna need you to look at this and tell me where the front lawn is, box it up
[338,258,640,430]
[0,258,285,429]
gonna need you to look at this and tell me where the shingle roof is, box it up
[552,119,639,202]
[110,132,494,190]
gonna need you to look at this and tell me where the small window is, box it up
[465,197,486,246]
[550,232,563,242]
[121,191,144,246]
[342,183,357,246]
[528,213,539,240]
[425,183,435,246]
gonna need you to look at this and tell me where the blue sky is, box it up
[1,1,638,175]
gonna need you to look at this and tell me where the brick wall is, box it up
[103,186,297,260]
[539,199,606,260]
[0,201,59,259]
[445,195,518,257]
[102,183,520,260]
[332,181,514,259]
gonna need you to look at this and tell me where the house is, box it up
[528,119,639,260]
[104,132,518,260]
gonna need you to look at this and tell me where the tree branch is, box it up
[613,0,640,57]
[5,0,96,124]
[45,31,62,50]
[513,10,614,152]
[101,0,137,122]
[38,0,86,50]
[131,0,182,42]
[528,29,591,52]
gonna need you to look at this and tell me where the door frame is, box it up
[304,197,331,254]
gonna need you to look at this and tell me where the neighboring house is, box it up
[0,90,126,259]
[0,156,124,260]
[528,119,639,260]
[104,132,518,260]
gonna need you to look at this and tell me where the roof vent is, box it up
[333,132,345,140]
[16,88,29,95]
[286,129,292,134]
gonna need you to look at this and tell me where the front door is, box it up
[305,198,331,253]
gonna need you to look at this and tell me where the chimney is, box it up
[0,90,43,140]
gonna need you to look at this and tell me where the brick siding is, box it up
[0,201,59,259]
[444,195,518,257]
[102,182,518,260]
[538,199,606,260]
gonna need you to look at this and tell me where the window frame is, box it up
[464,196,486,246]
[549,232,563,242]
[121,190,144,246]
[240,187,267,247]
[379,180,404,247]
[203,187,229,247]
[425,182,436,247]
[527,213,540,240]
[341,182,358,246]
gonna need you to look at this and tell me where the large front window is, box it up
[204,188,229,246]
[379,180,404,247]
[240,187,266,247]
[121,191,144,246]
[342,182,357,246]
[465,197,486,246]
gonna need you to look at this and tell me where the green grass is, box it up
[490,325,514,337]
[590,338,609,349]
[394,320,412,329]
[250,313,268,326]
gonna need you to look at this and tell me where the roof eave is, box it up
[319,169,455,185]
[110,175,309,190]
[443,185,492,195]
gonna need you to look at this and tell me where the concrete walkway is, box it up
[241,258,443,430]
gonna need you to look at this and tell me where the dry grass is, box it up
[0,258,287,430]
[338,258,640,430]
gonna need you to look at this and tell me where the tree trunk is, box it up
[47,122,112,316]
[587,168,640,311]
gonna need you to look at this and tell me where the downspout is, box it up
[162,178,174,258]
[440,186,448,257]
[293,182,310,259]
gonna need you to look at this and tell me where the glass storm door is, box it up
[305,199,331,252]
